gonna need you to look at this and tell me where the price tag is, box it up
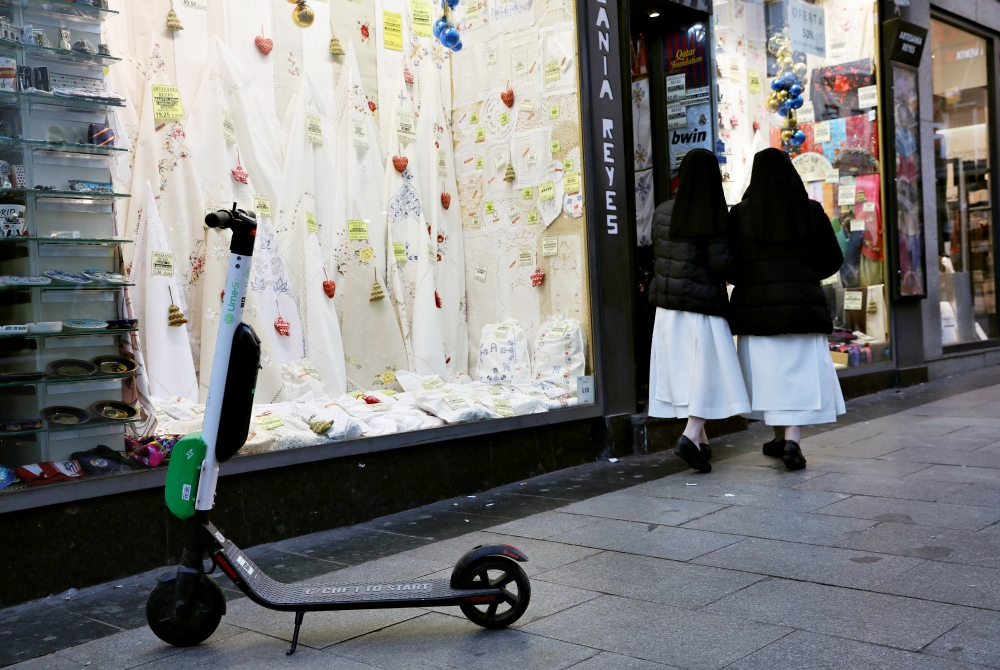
[519,99,533,112]
[518,247,532,265]
[383,10,403,50]
[844,290,864,311]
[411,0,432,37]
[821,273,839,286]
[154,404,171,423]
[666,73,686,101]
[488,385,504,396]
[351,116,368,147]
[527,211,539,225]
[562,159,572,172]
[190,403,206,414]
[545,60,561,82]
[515,53,526,73]
[221,108,236,143]
[306,113,323,145]
[797,101,815,124]
[475,264,487,281]
[522,186,534,200]
[565,172,580,194]
[348,390,365,398]
[444,394,470,410]
[493,323,511,338]
[475,156,485,170]
[863,201,876,213]
[542,236,558,256]
[548,323,568,337]
[729,59,740,83]
[838,184,857,206]
[253,195,271,218]
[539,180,555,201]
[493,398,514,416]
[500,112,510,126]
[470,112,479,124]
[508,204,518,219]
[857,84,878,109]
[422,377,445,390]
[850,218,865,232]
[485,201,495,215]
[487,49,497,65]
[549,105,560,119]
[550,139,561,153]
[813,121,831,143]
[748,69,761,94]
[397,110,416,144]
[255,414,285,431]
[476,127,486,142]
[469,212,481,229]
[348,219,368,240]
[306,211,318,233]
[527,151,537,165]
[437,149,447,176]
[825,168,840,183]
[577,376,595,404]
[152,251,175,277]
[152,84,184,121]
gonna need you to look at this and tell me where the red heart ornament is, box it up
[368,100,377,112]
[323,280,336,298]
[255,36,273,55]
[500,89,514,108]
[392,156,408,173]
[435,291,442,308]
[274,315,290,336]
[440,192,451,210]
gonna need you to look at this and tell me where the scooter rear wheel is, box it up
[457,557,531,629]
[146,578,224,647]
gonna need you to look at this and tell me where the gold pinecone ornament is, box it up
[370,269,385,302]
[166,5,183,31]
[329,36,345,57]
[503,163,516,182]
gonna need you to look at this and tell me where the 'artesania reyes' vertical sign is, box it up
[584,0,626,236]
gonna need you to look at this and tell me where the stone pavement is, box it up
[8,370,1000,668]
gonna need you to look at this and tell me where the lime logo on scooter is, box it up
[225,314,234,324]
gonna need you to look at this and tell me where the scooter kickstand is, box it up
[287,611,305,656]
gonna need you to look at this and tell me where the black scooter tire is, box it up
[146,577,224,647]
[456,556,531,629]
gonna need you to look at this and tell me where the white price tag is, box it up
[577,376,595,404]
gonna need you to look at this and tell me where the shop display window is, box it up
[930,19,997,345]
[0,0,596,494]
[714,0,890,370]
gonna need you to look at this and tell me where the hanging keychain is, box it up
[167,287,188,326]
[370,268,385,302]
[231,149,249,184]
[274,300,290,336]
[531,251,545,287]
[322,267,336,298]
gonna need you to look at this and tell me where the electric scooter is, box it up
[145,206,531,655]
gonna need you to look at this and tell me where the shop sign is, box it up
[788,0,825,58]
[883,18,927,68]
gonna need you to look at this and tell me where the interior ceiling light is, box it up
[649,9,660,17]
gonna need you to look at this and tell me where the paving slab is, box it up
[728,629,979,670]
[484,510,605,540]
[566,652,677,669]
[657,462,824,487]
[535,550,763,609]
[790,455,933,478]
[924,609,1000,668]
[0,655,85,670]
[939,484,1000,509]
[837,521,1000,569]
[703,578,973,651]
[883,446,1000,468]
[814,495,1000,532]
[334,611,597,669]
[634,478,850,512]
[557,491,726,525]
[874,560,1000,610]
[692,537,924,589]
[522,594,789,669]
[680,505,875,545]
[0,601,120,667]
[55,622,241,670]
[547,518,744,561]
[907,465,1000,488]
[793,472,969,502]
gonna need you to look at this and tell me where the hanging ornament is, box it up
[503,162,516,182]
[752,119,760,133]
[790,130,806,147]
[403,58,414,85]
[362,394,382,404]
[167,288,188,327]
[435,291,442,308]
[329,35,345,57]
[501,83,515,108]
[308,415,334,434]
[370,269,385,302]
[166,3,183,31]
[867,293,878,314]
[322,268,336,299]
[231,150,249,184]
[274,301,291,336]
[531,266,545,288]
[392,154,408,173]
[291,1,315,28]
[255,26,273,55]
[440,192,451,210]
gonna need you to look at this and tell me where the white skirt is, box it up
[648,308,751,419]
[737,333,846,426]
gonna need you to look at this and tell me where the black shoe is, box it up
[674,436,711,473]
[782,441,806,470]
[700,443,712,459]
[763,438,786,458]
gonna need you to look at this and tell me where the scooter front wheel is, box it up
[146,577,224,647]
[456,557,531,629]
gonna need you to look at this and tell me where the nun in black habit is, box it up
[647,149,750,474]
[727,148,846,470]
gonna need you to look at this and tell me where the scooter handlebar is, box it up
[205,204,258,256]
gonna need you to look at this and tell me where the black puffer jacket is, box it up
[727,200,844,336]
[648,200,733,318]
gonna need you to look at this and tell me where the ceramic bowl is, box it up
[47,359,97,377]
[91,400,138,421]
[41,406,90,425]
[90,356,137,375]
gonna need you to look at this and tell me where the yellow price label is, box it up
[253,195,271,218]
[485,201,495,214]
[565,173,580,194]
[549,105,560,120]
[411,0,432,37]
[255,414,285,431]
[476,127,486,142]
[470,112,479,124]
[528,211,539,225]
[539,180,555,201]
[563,159,573,172]
[383,11,403,50]
[522,186,534,200]
[500,112,509,126]
[545,60,561,83]
[393,242,406,262]
[551,139,561,153]
[475,156,485,170]
[306,211,318,233]
[348,219,368,240]
[151,84,184,120]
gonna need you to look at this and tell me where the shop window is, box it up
[930,19,997,346]
[714,0,890,370]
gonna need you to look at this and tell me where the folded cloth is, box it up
[125,434,181,467]
[0,464,15,489]
[15,460,84,485]
[71,445,125,476]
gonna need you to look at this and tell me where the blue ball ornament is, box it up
[778,104,789,117]
[790,130,806,146]
[789,84,803,97]
[782,72,796,84]
[446,0,459,9]
[770,78,783,92]
[789,96,804,110]
[441,27,461,49]
[452,39,463,52]
[433,17,448,39]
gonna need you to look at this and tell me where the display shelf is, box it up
[0,38,120,66]
[0,187,129,199]
[0,280,131,290]
[0,237,131,245]
[0,415,140,437]
[0,326,135,339]
[0,370,135,388]
[0,137,125,155]
[0,89,124,110]
[1,0,118,21]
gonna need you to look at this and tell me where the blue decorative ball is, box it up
[789,96,804,110]
[441,27,461,49]
[771,78,783,92]
[782,72,796,84]
[790,130,806,146]
[446,0,459,9]
[778,104,789,117]
[452,39,463,52]
[789,84,803,97]
[432,17,448,39]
